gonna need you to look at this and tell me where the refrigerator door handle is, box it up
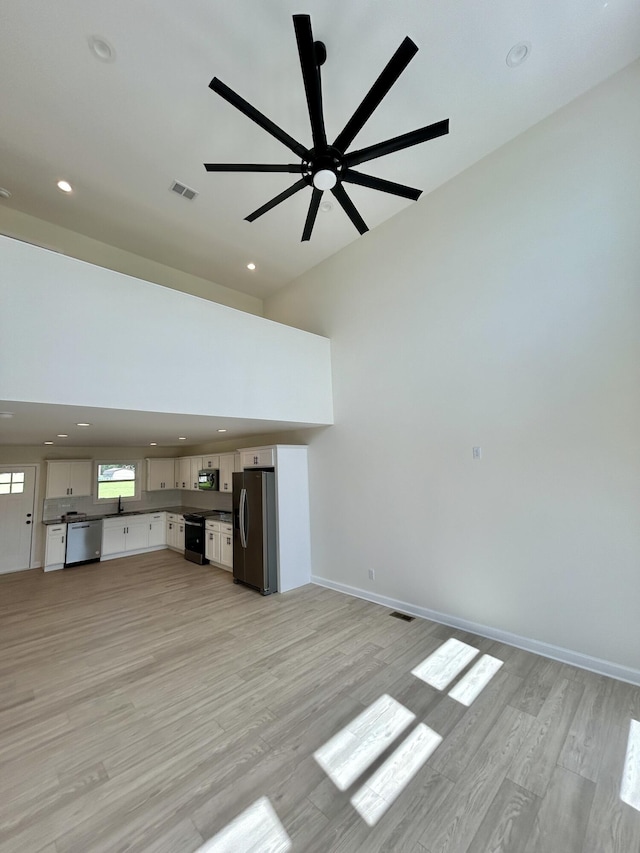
[239,488,248,549]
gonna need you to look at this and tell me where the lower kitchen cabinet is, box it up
[102,513,166,560]
[44,523,67,571]
[205,520,232,571]
[148,513,166,548]
[204,524,220,564]
[220,524,233,569]
[166,513,185,552]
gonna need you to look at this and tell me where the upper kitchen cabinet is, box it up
[175,457,190,490]
[241,447,275,469]
[219,453,240,493]
[146,458,175,491]
[202,455,220,470]
[189,457,203,491]
[45,460,92,499]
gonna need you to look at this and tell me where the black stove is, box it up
[183,511,232,564]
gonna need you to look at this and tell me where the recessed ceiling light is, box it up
[56,434,68,438]
[76,422,91,427]
[506,42,531,68]
[178,436,187,440]
[150,442,157,446]
[247,263,256,271]
[57,180,73,193]
[44,441,54,445]
[0,188,11,200]
[217,429,227,433]
[88,35,116,63]
[0,411,14,419]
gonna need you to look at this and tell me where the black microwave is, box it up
[197,469,219,490]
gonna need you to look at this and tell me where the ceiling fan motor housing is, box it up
[304,147,343,189]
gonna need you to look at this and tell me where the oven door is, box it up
[184,519,207,564]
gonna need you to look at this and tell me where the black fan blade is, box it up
[210,78,309,160]
[302,188,323,242]
[345,119,449,168]
[343,169,421,201]
[245,178,307,222]
[204,163,303,173]
[293,15,327,149]
[331,183,368,235]
[333,37,418,154]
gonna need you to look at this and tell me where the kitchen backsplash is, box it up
[43,488,232,521]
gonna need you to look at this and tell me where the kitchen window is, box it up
[96,462,140,502]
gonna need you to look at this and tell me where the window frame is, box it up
[94,460,142,504]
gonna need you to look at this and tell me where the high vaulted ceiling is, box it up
[2,0,639,302]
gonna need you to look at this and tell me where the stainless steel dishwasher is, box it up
[65,519,102,567]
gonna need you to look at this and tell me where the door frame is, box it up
[0,462,41,570]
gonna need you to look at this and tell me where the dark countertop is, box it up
[43,507,232,525]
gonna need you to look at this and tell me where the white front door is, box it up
[0,465,37,573]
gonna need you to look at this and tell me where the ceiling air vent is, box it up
[170,180,199,201]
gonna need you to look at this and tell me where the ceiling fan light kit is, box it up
[204,14,449,242]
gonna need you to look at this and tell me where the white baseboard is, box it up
[311,575,640,687]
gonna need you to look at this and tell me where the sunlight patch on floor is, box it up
[621,718,640,812]
[411,637,479,690]
[195,796,291,852]
[448,654,503,706]
[313,694,416,791]
[350,722,443,826]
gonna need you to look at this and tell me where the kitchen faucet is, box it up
[117,495,123,514]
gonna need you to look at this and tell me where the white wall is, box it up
[1,236,333,426]
[0,206,262,315]
[266,61,640,676]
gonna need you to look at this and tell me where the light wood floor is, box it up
[1,551,639,852]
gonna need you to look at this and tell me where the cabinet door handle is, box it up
[62,536,64,544]
[70,488,73,495]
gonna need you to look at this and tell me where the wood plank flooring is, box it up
[0,551,639,852]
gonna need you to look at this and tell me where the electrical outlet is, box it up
[368,569,375,581]
[472,446,482,460]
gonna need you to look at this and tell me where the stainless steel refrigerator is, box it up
[232,470,277,595]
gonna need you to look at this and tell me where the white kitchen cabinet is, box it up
[44,523,67,571]
[205,520,232,571]
[202,454,220,470]
[189,457,203,490]
[175,457,190,490]
[166,513,185,551]
[148,513,166,547]
[219,452,240,493]
[241,447,275,469]
[102,513,166,560]
[204,521,221,564]
[146,458,175,491]
[220,523,233,570]
[45,460,92,499]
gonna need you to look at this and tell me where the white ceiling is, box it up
[0,401,319,448]
[2,0,639,302]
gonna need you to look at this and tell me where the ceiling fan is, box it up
[204,14,449,242]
